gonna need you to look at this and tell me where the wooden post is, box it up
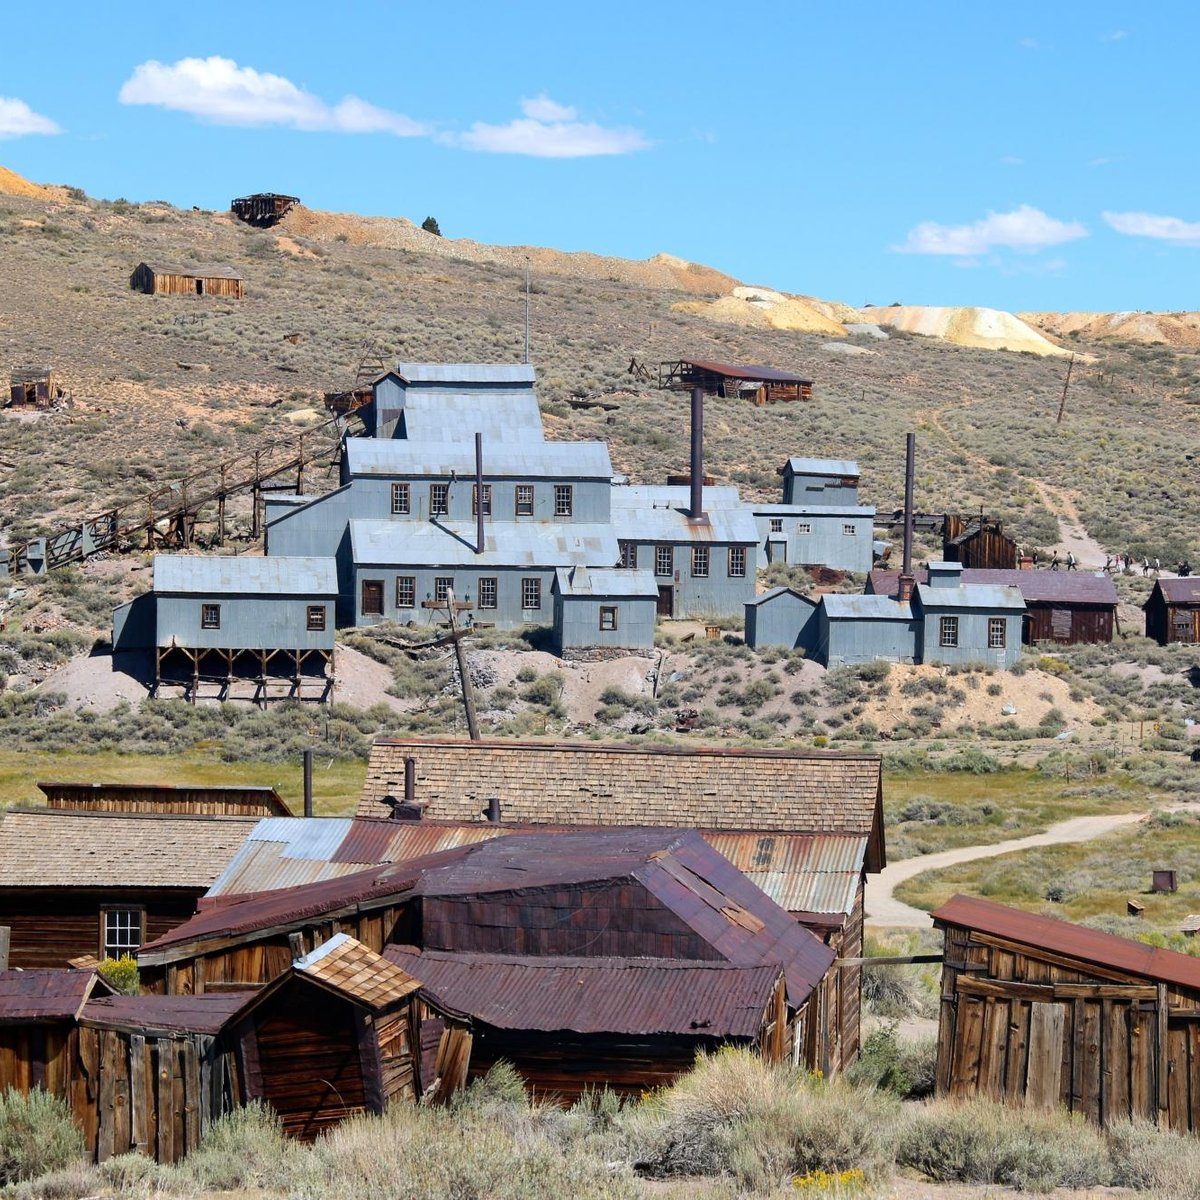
[251,451,262,540]
[445,592,480,740]
[1056,354,1075,425]
[0,926,10,970]
[296,434,304,494]
[146,498,155,550]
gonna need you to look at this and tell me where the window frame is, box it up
[554,484,573,517]
[429,482,450,517]
[618,541,638,570]
[306,604,326,632]
[478,577,498,610]
[842,523,856,537]
[434,576,454,604]
[599,605,618,632]
[361,580,384,616]
[654,545,673,578]
[728,546,747,578]
[396,576,416,609]
[201,602,221,630]
[521,576,542,610]
[691,545,710,578]
[939,615,960,648]
[390,482,411,515]
[797,522,812,535]
[515,484,535,516]
[769,517,784,534]
[100,906,145,961]
[472,483,492,516]
[987,617,1007,649]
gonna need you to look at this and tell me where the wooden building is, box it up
[130,262,244,299]
[8,366,62,409]
[933,895,1200,1132]
[942,515,1018,570]
[38,781,292,818]
[658,358,813,404]
[0,805,261,967]
[868,567,1118,645]
[230,193,299,227]
[1144,578,1200,645]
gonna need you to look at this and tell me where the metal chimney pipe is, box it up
[899,433,916,602]
[303,748,313,818]
[403,756,416,807]
[474,432,485,554]
[690,386,704,520]
[485,797,501,824]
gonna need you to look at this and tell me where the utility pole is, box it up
[445,588,480,740]
[1056,354,1075,425]
[523,257,531,365]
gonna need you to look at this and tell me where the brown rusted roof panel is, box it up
[932,895,1200,992]
[674,359,812,385]
[1158,578,1200,604]
[385,946,780,1037]
[0,969,100,1023]
[869,568,1118,605]
[81,991,253,1035]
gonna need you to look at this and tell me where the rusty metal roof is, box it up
[80,991,253,1035]
[670,359,812,385]
[932,895,1200,992]
[294,933,420,1010]
[0,969,103,1024]
[869,568,1118,606]
[1155,578,1200,604]
[384,946,780,1038]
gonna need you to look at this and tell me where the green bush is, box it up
[176,1100,291,1191]
[97,955,139,995]
[0,1089,85,1185]
[846,1025,936,1098]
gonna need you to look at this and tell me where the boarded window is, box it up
[987,617,1006,649]
[478,577,498,609]
[522,577,541,610]
[515,485,534,516]
[390,483,410,515]
[655,545,673,577]
[430,483,449,516]
[306,605,326,632]
[201,603,221,629]
[619,541,638,569]
[102,908,144,959]
[1051,608,1072,640]
[692,546,710,577]
[362,580,384,616]
[554,485,573,517]
[599,606,618,631]
[728,546,747,578]
[434,577,453,604]
[396,577,415,608]
[472,484,492,516]
[939,615,959,647]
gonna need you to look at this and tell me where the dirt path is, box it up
[865,810,1154,928]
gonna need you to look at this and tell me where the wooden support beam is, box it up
[0,926,10,971]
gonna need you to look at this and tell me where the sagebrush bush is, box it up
[173,1100,291,1191]
[1107,1116,1200,1199]
[0,1089,85,1186]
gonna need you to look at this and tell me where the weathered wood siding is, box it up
[1025,603,1115,646]
[130,264,244,299]
[936,924,1200,1132]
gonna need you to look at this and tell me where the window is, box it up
[430,483,449,516]
[769,518,783,534]
[515,485,534,516]
[842,523,856,536]
[797,522,812,535]
[728,546,747,578]
[478,577,498,609]
[599,606,618,631]
[390,482,410,515]
[692,545,710,577]
[939,615,959,648]
[988,617,1007,649]
[521,577,541,610]
[655,545,673,577]
[619,541,638,569]
[102,908,143,959]
[306,605,326,632]
[554,485,573,517]
[396,577,416,608]
[434,576,454,604]
[201,603,221,629]
[472,484,492,516]
[361,580,384,616]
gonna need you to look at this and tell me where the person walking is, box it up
[1066,551,1077,571]
[1050,551,1061,571]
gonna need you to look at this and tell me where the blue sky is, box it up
[3,1,1198,312]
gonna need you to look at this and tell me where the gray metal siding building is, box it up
[817,595,920,668]
[744,588,820,651]
[553,567,658,652]
[752,505,874,573]
[782,458,862,506]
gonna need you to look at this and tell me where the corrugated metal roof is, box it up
[384,947,780,1037]
[350,519,618,569]
[80,991,252,1035]
[747,587,816,608]
[0,969,99,1024]
[869,568,1119,606]
[554,565,658,598]
[914,582,1025,611]
[1157,578,1200,604]
[392,364,536,385]
[153,554,338,596]
[343,438,613,479]
[676,359,812,385]
[385,393,543,443]
[932,895,1200,992]
[822,594,913,620]
[786,458,861,477]
[610,486,759,543]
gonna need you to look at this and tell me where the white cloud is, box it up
[1103,210,1200,244]
[0,97,60,139]
[1001,155,1024,167]
[444,94,649,157]
[118,56,426,136]
[895,205,1087,255]
[1102,30,1129,41]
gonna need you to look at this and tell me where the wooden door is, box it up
[656,586,673,617]
[361,580,384,617]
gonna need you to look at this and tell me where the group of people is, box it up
[1101,553,1161,575]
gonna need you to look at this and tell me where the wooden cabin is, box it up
[658,358,813,404]
[38,781,292,818]
[1144,578,1200,645]
[8,367,62,409]
[942,515,1018,570]
[130,262,244,299]
[230,193,299,228]
[933,895,1200,1132]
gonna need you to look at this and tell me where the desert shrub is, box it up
[520,674,564,707]
[1107,1116,1200,1198]
[515,664,537,683]
[488,685,516,708]
[96,955,139,995]
[0,1089,85,1185]
[97,1151,166,1192]
[846,1024,936,1099]
[897,1097,1111,1191]
[175,1100,291,1191]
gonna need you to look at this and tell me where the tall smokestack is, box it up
[690,386,704,521]
[475,432,485,555]
[404,756,416,807]
[898,433,916,602]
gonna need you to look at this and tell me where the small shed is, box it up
[658,359,813,404]
[817,593,919,668]
[8,366,62,408]
[933,895,1200,1133]
[744,586,819,651]
[551,565,657,656]
[1144,578,1200,645]
[230,194,299,227]
[781,458,861,506]
[130,262,244,299]
[942,515,1018,570]
[911,563,1025,669]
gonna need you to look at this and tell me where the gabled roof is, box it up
[0,969,105,1024]
[0,808,261,888]
[383,947,781,1038]
[869,568,1118,606]
[785,458,860,478]
[343,438,613,479]
[81,991,253,1035]
[554,565,658,598]
[821,594,913,621]
[1151,578,1200,605]
[356,738,884,863]
[152,554,337,597]
[913,582,1025,611]
[610,486,759,544]
[747,586,818,609]
[932,895,1200,993]
[292,932,421,1010]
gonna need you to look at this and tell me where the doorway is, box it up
[656,586,674,617]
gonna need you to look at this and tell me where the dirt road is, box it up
[865,810,1153,927]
